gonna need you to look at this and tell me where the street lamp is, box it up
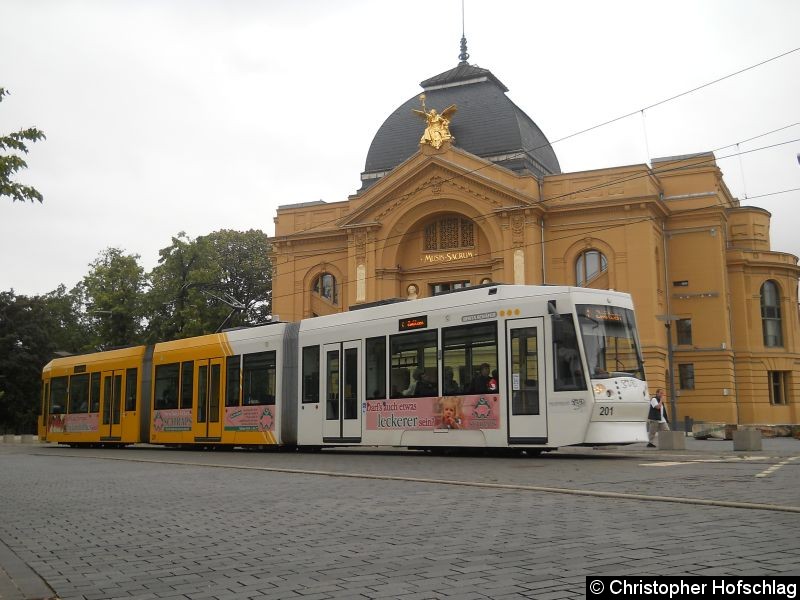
[656,314,679,428]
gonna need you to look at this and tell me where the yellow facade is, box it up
[271,140,799,429]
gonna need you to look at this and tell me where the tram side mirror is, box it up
[548,300,562,321]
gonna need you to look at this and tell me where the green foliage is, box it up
[0,292,60,433]
[0,88,46,203]
[145,232,216,341]
[80,248,146,349]
[0,284,97,433]
[145,230,273,341]
[42,285,94,353]
[200,229,273,327]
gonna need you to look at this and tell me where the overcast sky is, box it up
[2,0,799,298]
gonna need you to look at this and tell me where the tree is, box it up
[42,284,93,353]
[80,248,146,349]
[201,229,273,327]
[0,291,56,433]
[145,232,214,342]
[0,88,46,203]
[144,230,273,341]
[0,283,99,433]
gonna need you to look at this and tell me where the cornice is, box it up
[271,230,348,247]
[726,248,800,273]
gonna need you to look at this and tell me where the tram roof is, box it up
[299,285,633,332]
[42,344,148,373]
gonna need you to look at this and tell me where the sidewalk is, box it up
[0,538,55,600]
[578,433,800,460]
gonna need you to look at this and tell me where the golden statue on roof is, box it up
[414,94,457,149]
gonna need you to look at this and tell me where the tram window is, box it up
[112,374,122,424]
[242,351,276,405]
[225,355,241,407]
[390,330,438,399]
[343,347,358,419]
[510,328,540,415]
[553,315,587,391]
[442,322,498,395]
[89,372,100,412]
[366,337,387,399]
[102,377,112,425]
[302,345,320,404]
[125,368,137,412]
[326,350,340,420]
[68,374,90,413]
[101,375,123,425]
[180,361,193,409]
[197,365,208,423]
[209,364,221,423]
[154,363,180,410]
[50,377,68,414]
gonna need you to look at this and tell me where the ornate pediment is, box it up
[339,147,541,229]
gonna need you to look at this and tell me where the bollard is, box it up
[658,430,686,450]
[733,429,762,451]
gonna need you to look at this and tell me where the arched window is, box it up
[424,216,474,251]
[576,250,608,286]
[760,280,782,347]
[312,273,338,304]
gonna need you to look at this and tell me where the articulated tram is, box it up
[39,284,650,451]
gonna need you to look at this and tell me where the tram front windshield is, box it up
[576,304,645,380]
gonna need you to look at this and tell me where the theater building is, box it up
[270,54,799,429]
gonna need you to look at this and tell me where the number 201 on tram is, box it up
[40,285,650,451]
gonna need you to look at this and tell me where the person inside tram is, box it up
[156,385,176,410]
[470,363,496,394]
[442,366,460,395]
[404,366,435,397]
[556,346,584,388]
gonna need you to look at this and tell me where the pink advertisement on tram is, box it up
[65,413,99,433]
[365,395,500,431]
[152,409,192,432]
[48,413,99,433]
[48,414,65,433]
[224,405,275,432]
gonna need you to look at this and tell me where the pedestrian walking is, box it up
[647,388,669,447]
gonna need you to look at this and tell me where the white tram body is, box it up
[293,284,649,450]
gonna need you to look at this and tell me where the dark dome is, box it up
[360,63,561,191]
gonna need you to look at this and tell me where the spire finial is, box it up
[458,0,469,65]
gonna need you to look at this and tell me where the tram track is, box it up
[31,450,800,515]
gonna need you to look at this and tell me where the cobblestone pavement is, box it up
[1,440,799,600]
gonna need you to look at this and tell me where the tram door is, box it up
[506,318,548,444]
[195,358,223,441]
[322,341,362,443]
[100,370,124,440]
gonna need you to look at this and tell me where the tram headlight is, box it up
[593,383,612,398]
